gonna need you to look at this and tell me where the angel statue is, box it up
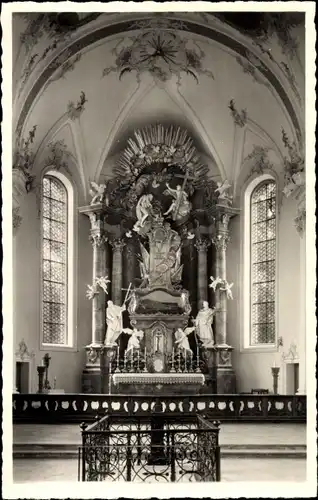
[219,281,234,300]
[164,183,191,220]
[104,300,126,346]
[215,179,232,201]
[174,326,195,352]
[209,276,224,292]
[123,327,144,353]
[89,181,108,205]
[133,193,154,233]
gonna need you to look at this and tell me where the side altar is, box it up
[79,124,239,395]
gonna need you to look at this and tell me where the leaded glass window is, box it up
[42,175,68,345]
[250,181,276,344]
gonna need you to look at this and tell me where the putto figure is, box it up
[89,181,107,205]
[215,179,232,200]
[174,327,195,352]
[133,193,154,233]
[164,183,191,220]
[195,301,216,346]
[123,327,144,352]
[104,300,126,346]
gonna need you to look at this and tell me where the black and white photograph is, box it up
[2,2,316,498]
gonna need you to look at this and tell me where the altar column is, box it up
[195,238,210,309]
[212,217,230,346]
[111,239,126,305]
[89,216,108,346]
[125,237,136,289]
[212,213,236,393]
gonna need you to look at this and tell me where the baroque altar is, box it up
[79,124,239,394]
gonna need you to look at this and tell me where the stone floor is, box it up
[13,457,306,482]
[11,422,307,482]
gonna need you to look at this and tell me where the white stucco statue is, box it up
[104,300,126,346]
[195,301,216,346]
[164,183,191,220]
[174,327,195,352]
[123,327,144,352]
[220,281,234,300]
[215,179,232,199]
[89,181,107,205]
[133,193,154,232]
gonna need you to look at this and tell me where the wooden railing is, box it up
[12,393,306,423]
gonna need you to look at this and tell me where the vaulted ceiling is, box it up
[13,11,305,203]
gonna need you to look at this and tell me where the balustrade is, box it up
[12,393,306,423]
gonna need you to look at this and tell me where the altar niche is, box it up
[79,124,238,395]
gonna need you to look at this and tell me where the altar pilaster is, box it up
[111,239,126,305]
[195,238,210,308]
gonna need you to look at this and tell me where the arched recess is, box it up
[33,116,87,204]
[96,78,226,182]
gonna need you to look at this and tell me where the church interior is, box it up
[9,8,312,486]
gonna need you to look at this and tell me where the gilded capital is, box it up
[212,233,230,251]
[89,231,107,248]
[111,238,126,252]
[195,238,210,252]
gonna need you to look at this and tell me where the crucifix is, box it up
[169,167,196,221]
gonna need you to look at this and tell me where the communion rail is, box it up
[78,414,221,482]
[13,394,306,423]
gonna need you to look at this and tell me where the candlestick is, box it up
[123,350,127,372]
[170,348,176,373]
[143,347,147,372]
[184,349,187,372]
[178,350,181,373]
[137,350,140,373]
[115,345,120,373]
[189,351,194,373]
[196,346,201,373]
[271,366,280,395]
[130,350,134,373]
[109,361,112,395]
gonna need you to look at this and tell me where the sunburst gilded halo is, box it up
[102,24,214,85]
[114,124,209,184]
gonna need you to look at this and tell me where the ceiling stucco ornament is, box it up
[228,99,248,128]
[235,52,271,91]
[13,207,23,234]
[294,202,306,237]
[13,125,37,192]
[243,145,275,179]
[17,13,99,94]
[281,128,305,198]
[102,19,214,85]
[44,139,73,173]
[67,91,87,121]
[43,51,82,93]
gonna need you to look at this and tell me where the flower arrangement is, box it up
[86,276,111,300]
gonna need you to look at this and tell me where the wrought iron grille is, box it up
[42,175,68,345]
[78,414,220,482]
[250,180,276,344]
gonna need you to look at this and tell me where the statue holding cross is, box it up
[163,169,193,221]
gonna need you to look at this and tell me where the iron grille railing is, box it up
[78,414,220,482]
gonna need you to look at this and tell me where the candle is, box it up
[41,359,45,367]
[273,361,276,368]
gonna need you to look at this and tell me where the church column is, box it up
[195,238,210,309]
[89,213,108,346]
[111,239,126,305]
[212,215,230,345]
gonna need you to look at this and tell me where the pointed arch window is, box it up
[243,174,277,349]
[41,171,75,348]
